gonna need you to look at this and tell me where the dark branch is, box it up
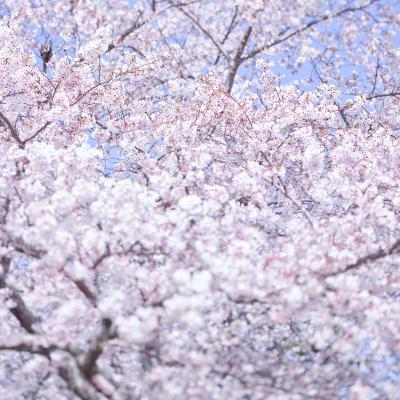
[173,3,230,63]
[0,110,24,148]
[22,121,51,144]
[81,318,114,379]
[325,237,400,277]
[215,6,239,65]
[244,0,380,61]
[366,91,400,100]
[226,27,252,93]
[0,257,39,333]
[73,279,97,307]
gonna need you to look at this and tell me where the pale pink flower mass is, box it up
[0,0,400,399]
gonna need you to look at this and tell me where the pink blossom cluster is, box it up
[0,1,400,399]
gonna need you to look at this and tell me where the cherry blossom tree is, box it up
[1,0,400,399]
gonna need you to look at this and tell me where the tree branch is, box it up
[22,121,51,144]
[0,110,24,148]
[107,2,203,53]
[366,91,400,100]
[107,11,145,52]
[57,352,109,400]
[226,27,252,93]
[173,3,230,63]
[325,237,400,277]
[81,318,115,379]
[215,6,239,65]
[0,257,39,333]
[243,0,380,61]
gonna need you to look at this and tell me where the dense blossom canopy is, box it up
[0,1,400,399]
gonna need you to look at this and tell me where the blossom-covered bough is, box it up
[0,1,400,399]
